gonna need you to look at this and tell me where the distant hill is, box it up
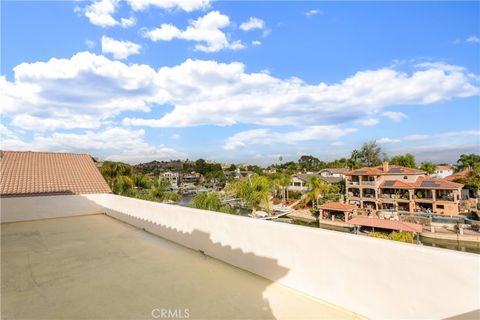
[134,160,187,175]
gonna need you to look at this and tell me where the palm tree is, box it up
[150,177,171,198]
[278,174,292,205]
[226,174,271,218]
[100,161,132,188]
[305,176,331,209]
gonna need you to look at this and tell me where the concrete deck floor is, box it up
[1,214,360,320]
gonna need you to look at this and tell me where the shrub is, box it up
[389,231,415,243]
[369,232,390,239]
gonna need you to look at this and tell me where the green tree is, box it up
[420,161,436,174]
[150,177,171,198]
[457,154,480,171]
[298,155,324,172]
[226,174,271,217]
[132,174,151,189]
[100,161,132,187]
[390,153,416,168]
[112,175,134,195]
[354,141,384,167]
[305,176,331,209]
[455,163,480,197]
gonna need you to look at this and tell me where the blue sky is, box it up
[1,1,479,165]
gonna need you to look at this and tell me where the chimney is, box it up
[382,161,389,172]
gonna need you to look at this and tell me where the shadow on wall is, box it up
[105,209,291,319]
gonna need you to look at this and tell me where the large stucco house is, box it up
[346,162,464,215]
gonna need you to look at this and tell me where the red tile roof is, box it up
[347,217,423,233]
[319,202,358,212]
[379,176,463,190]
[0,151,111,197]
[347,164,425,176]
[435,165,454,171]
[443,169,469,182]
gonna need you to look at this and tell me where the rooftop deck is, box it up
[1,214,358,319]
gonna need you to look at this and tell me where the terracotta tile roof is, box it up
[443,169,469,182]
[435,165,454,171]
[319,202,358,212]
[0,151,111,197]
[380,176,463,190]
[347,217,423,233]
[380,180,413,189]
[347,164,425,176]
[413,176,463,190]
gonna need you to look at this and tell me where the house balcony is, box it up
[346,180,360,186]
[1,194,479,320]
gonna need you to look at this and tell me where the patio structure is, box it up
[347,217,423,233]
[319,202,357,222]
[1,151,479,319]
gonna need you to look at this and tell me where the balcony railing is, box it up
[362,194,376,198]
[361,181,377,186]
[436,194,455,201]
[380,194,410,200]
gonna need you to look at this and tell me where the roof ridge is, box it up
[1,150,92,156]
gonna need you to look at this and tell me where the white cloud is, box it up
[305,9,322,17]
[126,0,210,12]
[382,111,407,122]
[358,118,379,126]
[239,17,265,31]
[120,16,136,28]
[143,11,245,52]
[81,0,207,27]
[377,137,401,144]
[84,0,119,27]
[224,126,357,150]
[0,126,185,164]
[171,133,181,140]
[2,52,479,133]
[123,60,478,128]
[380,130,480,144]
[101,36,141,60]
[466,36,480,44]
[1,52,158,131]
[252,40,262,46]
[404,134,429,141]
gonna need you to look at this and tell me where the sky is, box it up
[1,1,479,165]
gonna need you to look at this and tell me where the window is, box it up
[403,176,408,180]
[437,205,444,209]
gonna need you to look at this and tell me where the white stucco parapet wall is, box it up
[1,193,479,319]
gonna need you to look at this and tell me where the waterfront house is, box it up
[162,171,180,189]
[180,171,200,187]
[319,168,348,181]
[288,171,344,193]
[432,165,455,179]
[346,162,463,215]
